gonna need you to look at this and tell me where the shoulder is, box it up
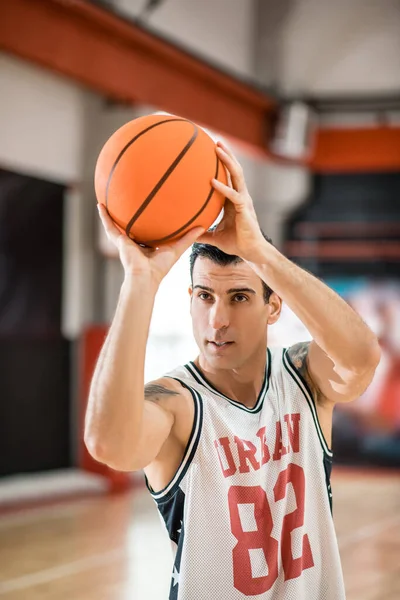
[144,377,185,401]
[144,376,197,478]
[145,376,195,434]
[145,376,194,411]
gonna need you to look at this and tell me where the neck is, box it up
[195,347,268,408]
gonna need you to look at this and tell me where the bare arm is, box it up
[85,280,186,471]
[250,249,381,403]
[84,205,203,471]
[286,340,374,408]
[129,380,186,472]
[84,276,170,471]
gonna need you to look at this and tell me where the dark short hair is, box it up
[189,232,274,303]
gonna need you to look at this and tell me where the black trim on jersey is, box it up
[282,348,333,458]
[144,381,203,503]
[183,347,271,413]
[152,486,185,599]
[169,516,184,599]
[323,453,333,514]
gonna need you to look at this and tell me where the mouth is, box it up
[208,341,234,348]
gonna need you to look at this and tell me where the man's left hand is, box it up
[197,141,268,261]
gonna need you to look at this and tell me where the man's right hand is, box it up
[98,204,205,285]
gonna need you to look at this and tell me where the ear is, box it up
[188,285,193,314]
[267,293,282,325]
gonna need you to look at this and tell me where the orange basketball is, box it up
[94,114,228,246]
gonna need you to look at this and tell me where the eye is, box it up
[233,294,248,303]
[198,292,212,301]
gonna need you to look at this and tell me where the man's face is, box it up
[190,257,279,370]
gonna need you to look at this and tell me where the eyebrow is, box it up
[193,285,256,295]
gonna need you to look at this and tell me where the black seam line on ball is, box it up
[145,154,221,246]
[125,123,199,237]
[105,117,191,210]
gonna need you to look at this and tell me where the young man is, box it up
[85,141,380,599]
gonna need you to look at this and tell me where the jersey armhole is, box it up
[282,348,333,459]
[144,378,203,503]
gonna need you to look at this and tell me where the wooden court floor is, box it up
[0,470,399,599]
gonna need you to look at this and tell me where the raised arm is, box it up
[84,205,203,471]
[252,256,381,405]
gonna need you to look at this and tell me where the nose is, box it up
[209,300,230,331]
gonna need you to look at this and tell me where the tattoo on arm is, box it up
[144,383,180,403]
[287,342,319,402]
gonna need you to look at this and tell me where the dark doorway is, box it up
[0,168,71,476]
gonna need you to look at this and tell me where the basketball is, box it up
[94,114,228,246]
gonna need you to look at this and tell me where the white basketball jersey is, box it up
[145,346,346,600]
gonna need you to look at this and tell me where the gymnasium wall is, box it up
[0,0,258,183]
[109,0,256,79]
[0,54,90,183]
[255,0,400,95]
[251,0,400,240]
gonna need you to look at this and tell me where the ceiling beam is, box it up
[2,1,399,172]
[0,0,276,154]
